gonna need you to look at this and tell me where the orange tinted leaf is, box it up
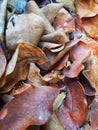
[82,15,98,38]
[0,86,60,130]
[75,0,98,18]
[53,9,75,33]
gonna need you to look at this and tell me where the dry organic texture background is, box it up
[0,0,98,130]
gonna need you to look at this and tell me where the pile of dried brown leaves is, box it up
[0,0,98,130]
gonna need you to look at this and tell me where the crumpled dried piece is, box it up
[75,0,98,18]
[41,3,63,23]
[0,42,47,93]
[27,63,64,87]
[0,43,6,78]
[84,55,98,95]
[53,8,75,34]
[56,78,87,130]
[82,14,98,38]
[64,41,91,78]
[41,38,80,70]
[56,0,75,12]
[0,0,8,41]
[90,96,98,130]
[27,0,54,34]
[6,42,47,76]
[6,13,45,50]
[0,86,60,130]
[40,28,69,52]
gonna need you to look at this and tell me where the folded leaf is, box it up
[27,1,54,34]
[0,86,60,130]
[6,13,45,50]
[41,3,63,23]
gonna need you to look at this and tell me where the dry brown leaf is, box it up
[82,14,98,38]
[56,78,87,130]
[64,41,91,77]
[75,0,98,18]
[6,13,45,50]
[27,0,54,34]
[41,3,63,23]
[0,86,60,130]
[53,8,75,34]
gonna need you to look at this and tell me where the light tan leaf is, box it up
[56,0,75,12]
[6,13,45,50]
[27,1,54,34]
[41,3,63,23]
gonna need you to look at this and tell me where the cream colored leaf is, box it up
[41,3,63,23]
[6,13,45,50]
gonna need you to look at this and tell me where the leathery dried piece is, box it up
[0,86,60,130]
[53,8,75,34]
[6,13,45,50]
[0,42,47,93]
[64,41,91,78]
[75,0,98,18]
[56,78,87,130]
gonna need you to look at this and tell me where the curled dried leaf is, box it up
[75,0,98,18]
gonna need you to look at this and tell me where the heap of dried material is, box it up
[0,0,98,130]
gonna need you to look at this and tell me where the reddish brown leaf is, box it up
[0,86,60,130]
[64,41,91,77]
[56,78,87,130]
[53,8,75,34]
